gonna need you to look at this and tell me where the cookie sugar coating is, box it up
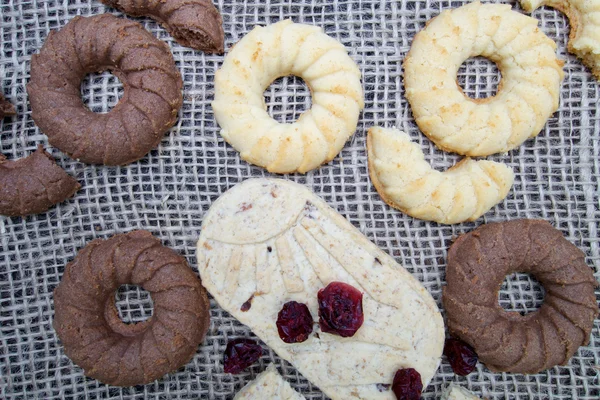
[0,146,80,217]
[404,1,564,157]
[212,20,364,174]
[443,220,598,374]
[367,126,514,224]
[27,14,183,165]
[197,178,444,399]
[521,0,600,80]
[101,0,224,53]
[53,230,210,386]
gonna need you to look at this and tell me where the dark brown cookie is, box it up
[443,219,598,374]
[101,0,224,53]
[0,93,16,118]
[53,230,210,386]
[0,145,80,217]
[27,14,183,166]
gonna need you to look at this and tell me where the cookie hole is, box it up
[498,273,545,316]
[264,75,311,124]
[81,70,124,114]
[115,284,154,324]
[457,57,501,100]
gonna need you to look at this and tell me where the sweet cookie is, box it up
[212,20,364,173]
[520,0,600,79]
[0,93,15,118]
[196,178,444,399]
[27,14,183,165]
[404,1,564,156]
[54,230,210,386]
[367,127,514,224]
[234,364,305,400]
[442,384,482,400]
[101,0,224,53]
[0,146,80,217]
[443,220,598,374]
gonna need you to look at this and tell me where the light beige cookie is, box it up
[234,364,305,400]
[404,1,564,157]
[212,20,364,174]
[442,384,482,400]
[367,127,514,225]
[196,178,444,400]
[520,0,600,79]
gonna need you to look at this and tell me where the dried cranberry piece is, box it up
[318,282,364,337]
[223,338,263,374]
[444,337,478,376]
[392,368,423,400]
[276,301,314,343]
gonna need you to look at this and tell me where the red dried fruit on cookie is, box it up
[318,281,364,337]
[444,337,478,376]
[392,368,423,400]
[223,338,263,374]
[276,301,314,343]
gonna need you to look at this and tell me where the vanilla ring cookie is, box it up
[404,1,564,157]
[367,127,514,224]
[212,20,364,174]
[521,0,600,80]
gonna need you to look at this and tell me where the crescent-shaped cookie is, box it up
[196,178,444,400]
[404,1,564,156]
[367,127,514,225]
[101,0,224,53]
[234,364,305,400]
[520,0,600,79]
[212,20,364,173]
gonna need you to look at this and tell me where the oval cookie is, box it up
[196,178,444,400]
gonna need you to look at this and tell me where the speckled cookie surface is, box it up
[27,14,183,165]
[404,1,564,156]
[53,230,210,386]
[234,364,305,400]
[101,0,224,53]
[196,178,444,399]
[443,219,598,374]
[0,146,80,217]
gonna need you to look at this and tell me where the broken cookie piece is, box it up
[101,0,224,53]
[234,364,305,400]
[0,146,80,217]
[0,93,16,118]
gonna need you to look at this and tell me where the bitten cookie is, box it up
[0,146,80,217]
[443,220,598,374]
[404,1,564,156]
[234,364,305,400]
[101,0,224,53]
[367,127,514,224]
[196,178,444,399]
[212,20,364,174]
[27,14,183,165]
[54,230,210,386]
[520,0,600,79]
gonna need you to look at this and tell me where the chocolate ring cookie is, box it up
[0,146,80,217]
[27,14,183,166]
[443,219,598,374]
[53,230,210,386]
[101,0,224,53]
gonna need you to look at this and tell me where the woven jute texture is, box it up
[1,0,599,398]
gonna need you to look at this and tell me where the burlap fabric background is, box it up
[1,0,599,398]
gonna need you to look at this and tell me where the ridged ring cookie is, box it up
[404,1,564,157]
[212,20,364,174]
[520,0,600,80]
